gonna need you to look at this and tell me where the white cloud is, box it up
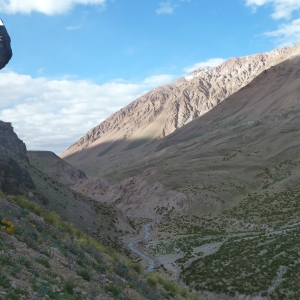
[65,25,82,30]
[245,1,300,46]
[0,0,106,15]
[245,0,300,19]
[0,71,174,154]
[183,58,226,73]
[156,1,179,15]
[143,74,175,86]
[264,17,300,46]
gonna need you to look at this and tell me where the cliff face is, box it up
[61,44,298,160]
[0,121,35,194]
[0,155,35,194]
[0,121,28,162]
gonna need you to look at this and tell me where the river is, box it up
[128,223,157,272]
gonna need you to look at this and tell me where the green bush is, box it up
[64,279,75,294]
[43,212,59,225]
[59,221,75,235]
[147,273,180,294]
[36,258,50,269]
[77,268,92,281]
[104,284,122,296]
[11,266,21,276]
[5,292,19,300]
[0,272,10,288]
[130,262,142,274]
[147,274,157,287]
[8,195,41,216]
[162,279,179,293]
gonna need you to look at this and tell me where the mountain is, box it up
[66,44,300,217]
[61,44,297,163]
[59,43,300,299]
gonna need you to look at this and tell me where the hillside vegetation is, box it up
[0,194,198,300]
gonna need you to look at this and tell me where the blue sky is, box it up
[0,0,300,154]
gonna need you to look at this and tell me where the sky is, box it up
[0,0,300,154]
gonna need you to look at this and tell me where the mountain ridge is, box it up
[61,44,298,160]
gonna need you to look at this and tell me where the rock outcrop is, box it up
[0,121,35,194]
[0,154,35,194]
[0,121,28,162]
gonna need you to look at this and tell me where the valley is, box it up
[2,43,300,299]
[60,44,300,299]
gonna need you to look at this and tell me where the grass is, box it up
[6,195,41,216]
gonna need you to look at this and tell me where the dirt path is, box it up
[128,223,157,272]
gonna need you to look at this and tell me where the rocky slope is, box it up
[62,44,296,161]
[0,121,35,194]
[0,121,131,244]
[0,124,196,299]
[0,153,35,195]
[71,169,187,219]
[28,151,87,186]
[75,44,300,213]
[0,195,190,300]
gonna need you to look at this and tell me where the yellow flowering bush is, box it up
[0,218,14,235]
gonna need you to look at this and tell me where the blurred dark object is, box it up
[0,19,12,70]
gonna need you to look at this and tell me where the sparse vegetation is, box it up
[0,194,184,299]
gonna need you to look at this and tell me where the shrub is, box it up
[74,228,84,239]
[11,266,21,276]
[64,279,75,294]
[0,272,9,288]
[36,258,50,269]
[0,255,15,266]
[0,218,14,235]
[147,274,158,287]
[77,269,92,281]
[59,221,75,235]
[130,262,142,274]
[104,284,122,296]
[5,292,19,300]
[43,212,59,225]
[8,195,41,216]
[149,273,180,294]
